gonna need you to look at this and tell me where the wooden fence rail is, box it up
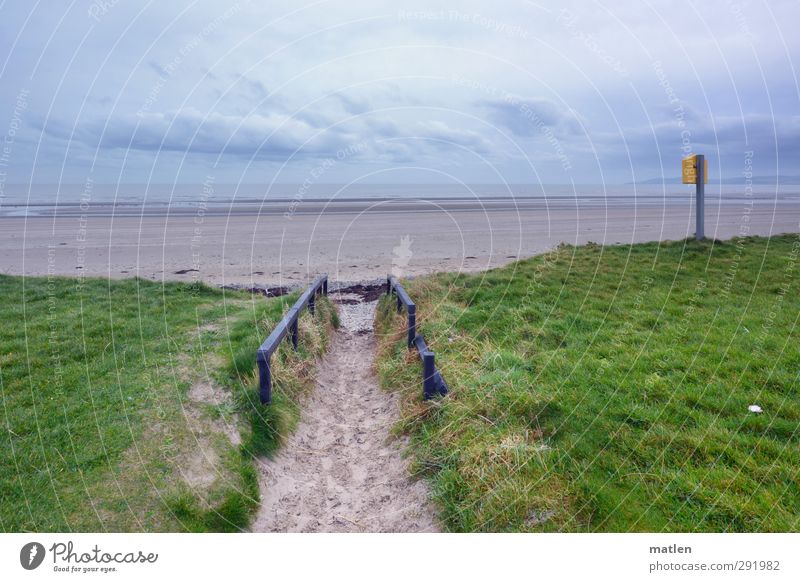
[256,274,328,404]
[387,276,449,400]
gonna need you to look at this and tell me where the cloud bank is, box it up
[0,0,796,184]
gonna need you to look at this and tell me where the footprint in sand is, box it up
[252,293,438,533]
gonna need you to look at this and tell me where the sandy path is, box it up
[252,296,438,532]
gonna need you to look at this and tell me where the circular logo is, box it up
[20,542,46,570]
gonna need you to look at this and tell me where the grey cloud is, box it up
[236,74,270,101]
[479,97,583,139]
[415,120,491,151]
[38,106,494,164]
[333,93,371,115]
[40,108,354,158]
[371,141,417,164]
[2,0,797,183]
[365,118,401,138]
[619,112,800,156]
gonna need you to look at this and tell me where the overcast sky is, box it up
[0,0,797,185]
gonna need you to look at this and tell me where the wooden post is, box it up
[423,351,436,400]
[257,352,272,404]
[290,318,299,350]
[408,304,416,348]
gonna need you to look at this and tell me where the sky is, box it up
[0,0,798,186]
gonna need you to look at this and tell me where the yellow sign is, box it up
[682,155,708,184]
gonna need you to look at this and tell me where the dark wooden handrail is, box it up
[256,275,328,404]
[387,275,448,400]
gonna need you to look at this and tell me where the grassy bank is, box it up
[0,275,335,532]
[376,235,800,532]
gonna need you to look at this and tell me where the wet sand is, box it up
[1,197,798,286]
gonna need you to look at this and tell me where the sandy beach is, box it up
[1,196,798,287]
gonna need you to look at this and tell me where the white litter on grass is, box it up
[748,405,763,414]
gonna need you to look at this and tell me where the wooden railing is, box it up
[256,275,328,404]
[387,276,448,400]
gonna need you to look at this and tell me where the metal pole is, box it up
[309,294,315,315]
[696,154,705,241]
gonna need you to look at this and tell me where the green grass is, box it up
[376,235,800,532]
[0,275,335,532]
[219,291,338,460]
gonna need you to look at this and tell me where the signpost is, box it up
[683,154,708,240]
